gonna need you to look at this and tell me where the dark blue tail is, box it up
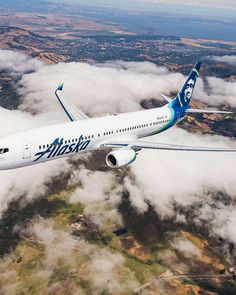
[172,62,201,108]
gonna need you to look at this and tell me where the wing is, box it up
[101,140,236,152]
[186,108,233,114]
[55,82,89,121]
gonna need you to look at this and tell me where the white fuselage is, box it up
[0,105,174,170]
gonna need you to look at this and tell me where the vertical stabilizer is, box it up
[172,62,201,108]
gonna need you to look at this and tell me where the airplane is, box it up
[0,62,235,170]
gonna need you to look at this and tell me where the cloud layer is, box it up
[211,55,236,66]
[17,59,236,121]
[0,49,43,75]
[0,48,235,274]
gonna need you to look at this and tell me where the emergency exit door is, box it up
[22,140,31,159]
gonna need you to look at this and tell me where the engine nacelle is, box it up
[106,149,137,168]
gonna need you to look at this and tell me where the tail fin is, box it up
[172,62,201,108]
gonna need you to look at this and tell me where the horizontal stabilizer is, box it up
[160,94,172,103]
[55,82,89,122]
[186,108,233,114]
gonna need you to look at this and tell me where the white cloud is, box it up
[171,237,202,258]
[84,244,140,294]
[211,55,236,66]
[69,167,123,229]
[69,168,116,204]
[26,217,140,293]
[18,60,236,121]
[124,177,148,212]
[0,49,42,75]
[0,157,70,218]
[18,61,184,116]
[130,127,236,218]
[29,218,79,267]
[204,77,236,106]
[197,203,236,245]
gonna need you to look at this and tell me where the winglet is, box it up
[57,81,64,92]
[54,81,90,121]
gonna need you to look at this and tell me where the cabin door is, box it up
[22,140,31,159]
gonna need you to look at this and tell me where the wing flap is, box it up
[186,108,233,114]
[102,140,236,152]
[55,82,89,121]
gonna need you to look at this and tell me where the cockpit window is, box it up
[0,148,9,154]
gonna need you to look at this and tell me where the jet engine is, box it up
[106,149,137,168]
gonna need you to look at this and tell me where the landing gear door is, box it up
[22,140,31,159]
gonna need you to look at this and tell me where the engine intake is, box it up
[106,149,137,168]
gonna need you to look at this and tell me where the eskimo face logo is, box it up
[184,79,195,102]
[34,135,91,162]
